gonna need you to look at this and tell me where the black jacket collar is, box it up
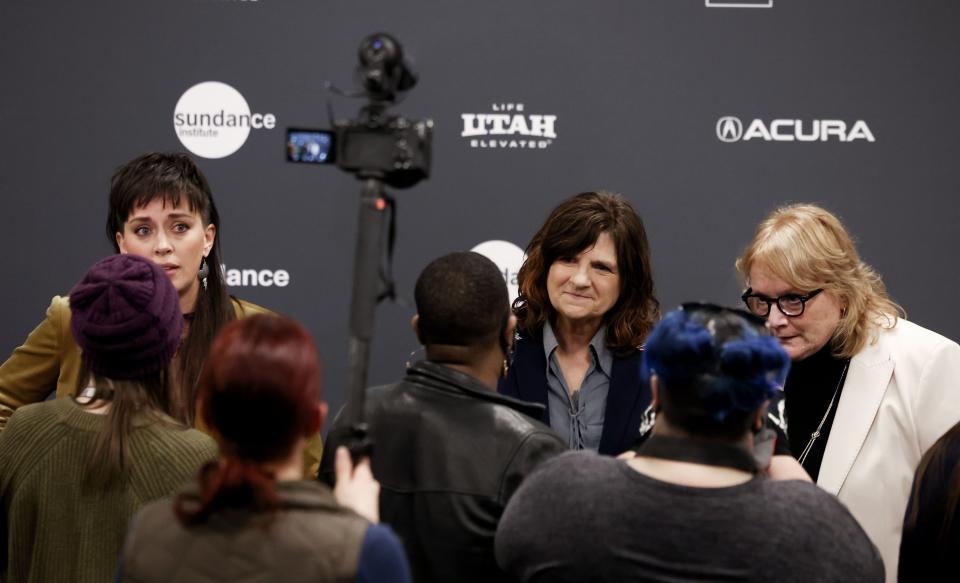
[408,360,546,420]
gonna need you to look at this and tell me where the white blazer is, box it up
[818,318,960,582]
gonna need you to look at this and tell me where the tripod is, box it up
[342,175,394,459]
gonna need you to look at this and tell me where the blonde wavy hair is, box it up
[735,204,903,359]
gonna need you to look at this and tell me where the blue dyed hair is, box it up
[643,304,789,432]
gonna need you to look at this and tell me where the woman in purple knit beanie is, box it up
[0,254,218,583]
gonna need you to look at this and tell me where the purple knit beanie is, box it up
[70,254,183,379]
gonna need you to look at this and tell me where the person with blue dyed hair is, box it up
[495,304,884,583]
[641,303,790,443]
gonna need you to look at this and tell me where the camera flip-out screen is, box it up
[286,129,335,164]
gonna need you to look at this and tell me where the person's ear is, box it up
[753,401,769,432]
[116,231,127,253]
[411,314,423,344]
[203,223,216,257]
[309,402,328,435]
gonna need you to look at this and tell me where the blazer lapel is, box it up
[513,333,550,421]
[598,352,649,455]
[817,336,893,495]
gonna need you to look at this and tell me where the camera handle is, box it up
[343,177,390,463]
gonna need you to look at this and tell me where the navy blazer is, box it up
[498,329,650,456]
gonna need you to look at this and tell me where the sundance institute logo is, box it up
[471,240,526,303]
[173,81,277,159]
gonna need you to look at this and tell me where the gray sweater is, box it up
[495,450,884,583]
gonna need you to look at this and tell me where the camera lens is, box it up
[360,33,399,66]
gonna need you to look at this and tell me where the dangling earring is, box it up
[405,346,425,369]
[197,258,209,290]
[500,330,520,378]
[501,337,515,379]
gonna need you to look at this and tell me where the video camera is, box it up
[286,33,433,189]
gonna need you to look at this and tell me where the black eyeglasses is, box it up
[681,302,767,328]
[740,288,824,318]
[679,302,772,339]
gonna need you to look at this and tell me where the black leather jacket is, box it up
[320,361,565,583]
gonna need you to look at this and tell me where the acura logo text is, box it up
[716,116,876,143]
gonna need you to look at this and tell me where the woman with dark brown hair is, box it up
[499,191,659,455]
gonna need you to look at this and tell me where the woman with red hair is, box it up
[117,314,410,583]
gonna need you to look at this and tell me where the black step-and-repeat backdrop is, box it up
[3,0,959,421]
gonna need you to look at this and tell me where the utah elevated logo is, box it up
[461,103,557,150]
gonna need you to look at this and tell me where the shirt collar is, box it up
[543,320,614,378]
[543,319,561,357]
[590,327,614,377]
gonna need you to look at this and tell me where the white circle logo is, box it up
[716,116,743,142]
[471,240,526,304]
[173,82,276,159]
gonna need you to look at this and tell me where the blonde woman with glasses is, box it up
[736,203,960,582]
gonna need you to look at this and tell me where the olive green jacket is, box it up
[0,295,323,476]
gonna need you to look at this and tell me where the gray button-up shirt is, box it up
[543,321,613,451]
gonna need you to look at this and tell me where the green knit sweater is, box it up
[0,398,218,583]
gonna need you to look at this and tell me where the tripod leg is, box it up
[343,177,387,457]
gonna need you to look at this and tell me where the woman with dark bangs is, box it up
[117,315,410,583]
[0,153,320,474]
[499,191,660,455]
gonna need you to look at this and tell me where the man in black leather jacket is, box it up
[320,252,565,583]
